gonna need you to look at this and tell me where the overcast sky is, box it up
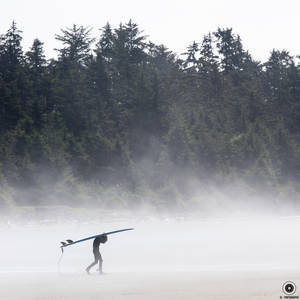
[1,0,299,62]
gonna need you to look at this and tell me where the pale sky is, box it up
[1,0,299,62]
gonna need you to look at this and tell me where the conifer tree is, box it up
[55,24,95,64]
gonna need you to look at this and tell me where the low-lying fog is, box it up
[1,213,300,299]
[1,215,300,273]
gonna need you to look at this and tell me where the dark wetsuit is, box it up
[86,235,107,274]
[93,237,102,263]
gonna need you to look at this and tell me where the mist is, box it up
[2,165,300,299]
[1,11,300,299]
[1,211,300,299]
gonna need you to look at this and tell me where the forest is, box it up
[0,20,300,211]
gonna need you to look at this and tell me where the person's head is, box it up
[100,234,107,244]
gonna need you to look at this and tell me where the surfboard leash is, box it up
[57,246,64,273]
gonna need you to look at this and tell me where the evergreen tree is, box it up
[26,39,46,71]
[97,23,114,62]
[0,21,27,132]
[182,41,199,72]
[214,28,251,73]
[198,33,218,74]
[25,39,48,129]
[0,21,300,207]
[55,24,95,65]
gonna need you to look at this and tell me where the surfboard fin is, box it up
[66,239,74,244]
[61,242,67,246]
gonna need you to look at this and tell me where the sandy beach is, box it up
[1,217,300,299]
[1,270,299,300]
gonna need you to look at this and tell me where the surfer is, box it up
[85,233,107,275]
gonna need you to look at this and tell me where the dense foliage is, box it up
[1,21,300,208]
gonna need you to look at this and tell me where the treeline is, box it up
[1,20,300,208]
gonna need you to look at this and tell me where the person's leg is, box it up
[98,253,103,274]
[86,253,98,274]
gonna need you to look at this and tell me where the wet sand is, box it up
[2,216,300,299]
[0,270,299,300]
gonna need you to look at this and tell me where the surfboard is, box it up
[60,228,134,248]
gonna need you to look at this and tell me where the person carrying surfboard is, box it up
[85,233,107,275]
[59,228,133,274]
